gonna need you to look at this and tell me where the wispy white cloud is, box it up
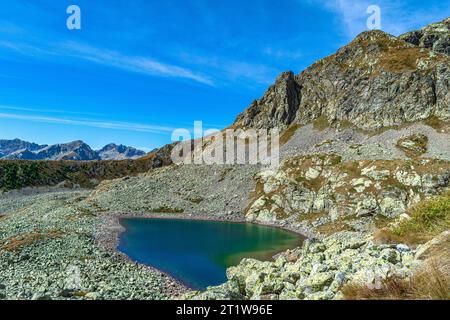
[0,112,176,135]
[0,40,56,58]
[262,47,304,60]
[0,22,25,35]
[61,42,214,86]
[0,104,102,117]
[312,0,450,38]
[321,0,370,38]
[0,39,213,86]
[0,18,278,88]
[179,53,278,86]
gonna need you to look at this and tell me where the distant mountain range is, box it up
[0,139,147,161]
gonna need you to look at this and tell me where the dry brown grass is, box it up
[315,221,354,236]
[218,168,233,182]
[379,47,428,73]
[352,193,450,300]
[342,270,448,300]
[186,197,204,204]
[280,124,301,145]
[423,117,450,134]
[342,251,450,300]
[424,116,446,131]
[0,230,64,252]
[149,206,184,214]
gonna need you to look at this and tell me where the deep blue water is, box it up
[118,218,303,290]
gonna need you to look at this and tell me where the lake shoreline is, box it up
[95,211,314,297]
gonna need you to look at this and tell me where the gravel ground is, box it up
[0,190,187,300]
[88,163,261,217]
[281,123,450,161]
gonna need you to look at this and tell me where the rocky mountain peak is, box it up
[233,71,300,129]
[98,143,146,160]
[400,17,450,55]
[233,18,450,131]
[100,143,120,151]
[0,139,146,161]
[0,138,45,155]
[36,140,99,161]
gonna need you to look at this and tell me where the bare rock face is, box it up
[233,71,300,129]
[233,27,450,131]
[400,17,450,56]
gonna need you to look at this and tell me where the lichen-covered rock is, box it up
[397,134,429,157]
[245,154,450,234]
[186,232,417,300]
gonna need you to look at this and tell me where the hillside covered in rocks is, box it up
[0,18,449,300]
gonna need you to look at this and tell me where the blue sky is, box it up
[0,0,449,150]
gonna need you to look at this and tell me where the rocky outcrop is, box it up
[245,155,450,235]
[233,71,300,130]
[396,134,429,157]
[400,17,450,56]
[234,28,450,131]
[185,232,416,300]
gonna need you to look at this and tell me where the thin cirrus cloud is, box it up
[0,22,275,88]
[0,104,103,117]
[178,52,279,86]
[0,38,214,86]
[61,41,214,86]
[0,112,176,135]
[313,0,450,39]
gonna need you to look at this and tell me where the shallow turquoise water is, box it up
[118,218,304,290]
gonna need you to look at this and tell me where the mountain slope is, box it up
[0,139,146,161]
[233,29,450,131]
[0,139,46,157]
[4,140,99,161]
[0,143,174,191]
[97,143,146,160]
[400,17,450,55]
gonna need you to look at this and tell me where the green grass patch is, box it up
[312,115,330,131]
[187,197,204,204]
[378,191,450,245]
[150,206,184,214]
[424,116,450,133]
